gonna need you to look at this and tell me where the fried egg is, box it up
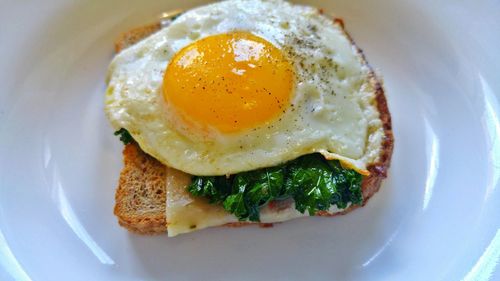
[105,0,384,176]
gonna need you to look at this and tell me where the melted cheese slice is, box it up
[166,167,346,237]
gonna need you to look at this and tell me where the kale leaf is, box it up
[187,154,363,222]
[236,165,285,207]
[285,154,338,215]
[327,160,363,208]
[114,128,133,145]
[221,166,286,221]
[223,193,248,220]
[187,176,231,204]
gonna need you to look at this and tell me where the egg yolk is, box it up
[163,32,294,133]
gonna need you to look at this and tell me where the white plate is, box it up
[1,0,499,280]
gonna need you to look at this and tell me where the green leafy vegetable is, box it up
[187,176,231,204]
[187,154,363,222]
[236,165,285,207]
[114,128,133,145]
[224,166,285,221]
[328,160,363,208]
[285,154,339,215]
[223,193,248,220]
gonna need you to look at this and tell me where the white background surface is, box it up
[1,0,500,280]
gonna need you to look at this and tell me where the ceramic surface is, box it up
[1,0,499,280]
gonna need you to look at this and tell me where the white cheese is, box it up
[165,167,346,237]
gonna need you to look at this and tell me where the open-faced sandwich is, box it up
[105,0,393,237]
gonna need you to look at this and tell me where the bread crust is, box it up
[112,19,393,234]
[114,23,162,53]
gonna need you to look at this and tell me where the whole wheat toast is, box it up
[113,20,394,235]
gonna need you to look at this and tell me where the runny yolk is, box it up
[163,31,294,133]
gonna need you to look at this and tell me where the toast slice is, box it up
[113,21,394,235]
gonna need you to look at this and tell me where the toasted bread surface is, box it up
[114,142,167,234]
[112,20,394,234]
[114,23,161,53]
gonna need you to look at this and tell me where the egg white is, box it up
[105,0,384,176]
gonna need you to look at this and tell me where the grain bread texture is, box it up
[114,142,167,234]
[112,21,394,234]
[114,23,162,54]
